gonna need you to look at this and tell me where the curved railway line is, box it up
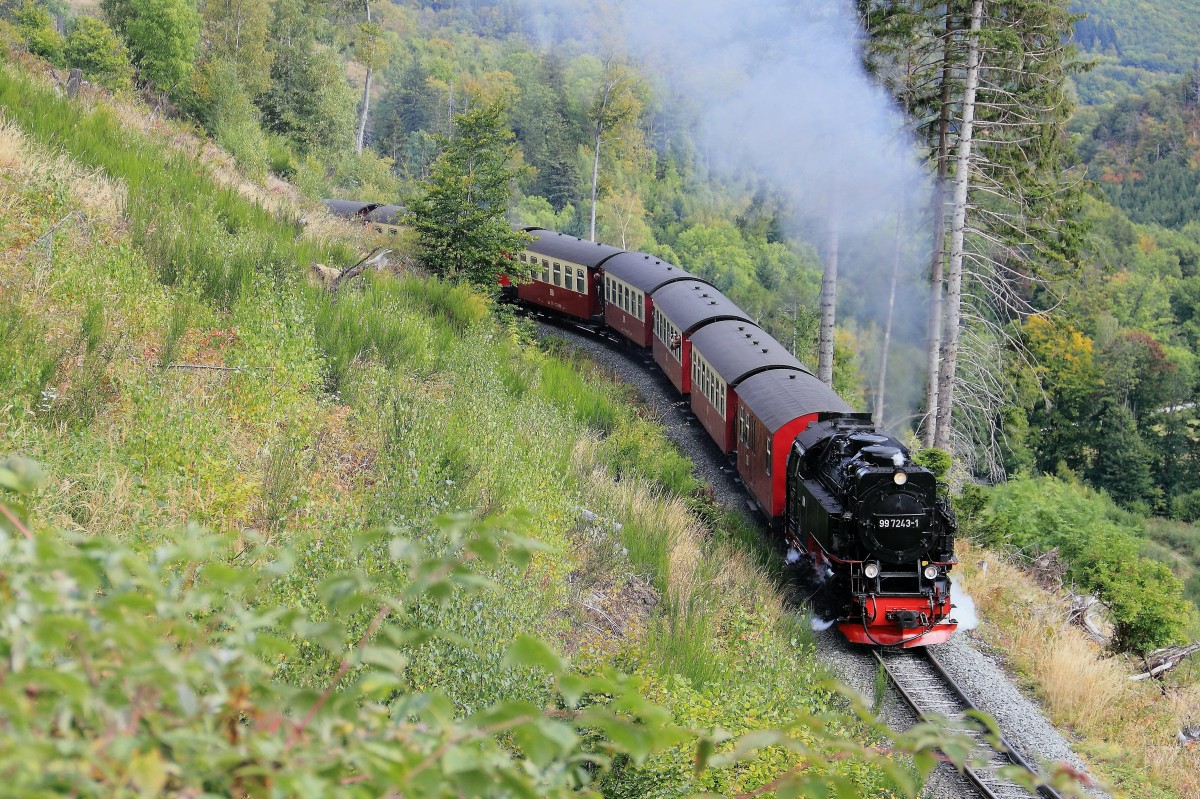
[875,647,1066,799]
[533,317,1101,799]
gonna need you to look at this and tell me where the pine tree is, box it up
[408,101,531,286]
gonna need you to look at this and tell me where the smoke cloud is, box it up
[520,0,935,428]
[950,573,979,631]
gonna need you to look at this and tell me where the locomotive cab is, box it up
[786,422,958,647]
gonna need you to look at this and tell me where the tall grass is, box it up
[960,539,1200,799]
[537,359,621,432]
[310,276,460,393]
[0,64,352,311]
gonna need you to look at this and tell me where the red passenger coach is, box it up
[688,321,809,453]
[650,281,750,395]
[515,229,623,321]
[601,252,694,347]
[735,370,853,519]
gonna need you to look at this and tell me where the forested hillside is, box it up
[1072,0,1200,103]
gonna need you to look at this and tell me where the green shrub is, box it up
[265,133,298,178]
[14,1,63,66]
[64,16,131,91]
[913,447,952,480]
[0,294,59,417]
[1171,488,1200,523]
[970,476,1191,652]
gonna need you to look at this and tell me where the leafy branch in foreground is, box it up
[0,454,1087,797]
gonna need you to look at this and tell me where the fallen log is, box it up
[1065,593,1107,645]
[1130,642,1200,682]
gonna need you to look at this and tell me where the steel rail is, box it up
[874,648,1065,799]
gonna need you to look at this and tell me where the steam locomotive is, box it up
[323,201,959,647]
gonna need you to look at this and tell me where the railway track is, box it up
[875,647,1066,799]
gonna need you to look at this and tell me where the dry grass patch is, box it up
[959,538,1200,798]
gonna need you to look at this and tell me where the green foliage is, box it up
[122,0,200,90]
[408,101,533,286]
[0,480,694,797]
[1076,70,1200,226]
[189,57,268,175]
[14,1,63,65]
[970,476,1191,652]
[200,0,271,95]
[258,0,355,155]
[1171,488,1200,523]
[1071,0,1200,104]
[64,16,131,91]
[0,294,60,418]
[913,448,952,480]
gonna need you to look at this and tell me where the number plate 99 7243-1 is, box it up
[874,515,924,530]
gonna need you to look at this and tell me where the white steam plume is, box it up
[950,573,979,631]
[520,0,934,425]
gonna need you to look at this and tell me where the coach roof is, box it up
[324,199,379,218]
[602,251,697,293]
[366,205,406,224]
[651,280,752,335]
[525,229,624,269]
[737,369,854,432]
[690,320,810,386]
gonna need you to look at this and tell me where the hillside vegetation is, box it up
[0,53,959,798]
[1072,0,1200,104]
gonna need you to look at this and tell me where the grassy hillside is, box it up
[0,55,918,797]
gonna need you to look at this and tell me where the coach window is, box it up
[576,269,586,293]
[765,436,773,475]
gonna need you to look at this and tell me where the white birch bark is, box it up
[933,0,983,451]
[354,3,372,156]
[923,10,956,447]
[817,212,839,386]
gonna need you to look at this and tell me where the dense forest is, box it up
[1071,0,1200,103]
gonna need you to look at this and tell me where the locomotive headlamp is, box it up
[893,470,907,486]
[923,565,938,580]
[863,561,880,579]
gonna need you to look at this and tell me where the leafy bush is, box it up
[1171,488,1200,523]
[913,447,952,480]
[64,16,131,91]
[970,476,1191,652]
[13,1,63,66]
[0,462,692,797]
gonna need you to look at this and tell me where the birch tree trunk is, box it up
[877,208,903,426]
[354,3,373,155]
[933,0,983,451]
[356,67,372,154]
[590,120,603,241]
[817,211,839,386]
[923,9,956,447]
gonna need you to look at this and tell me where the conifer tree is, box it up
[408,101,531,286]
